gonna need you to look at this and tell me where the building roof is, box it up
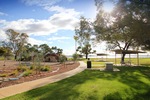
[112,49,146,54]
[97,53,108,56]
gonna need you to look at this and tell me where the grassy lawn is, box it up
[84,58,150,68]
[2,66,150,100]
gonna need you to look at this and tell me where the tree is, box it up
[94,0,150,63]
[73,35,79,52]
[0,46,12,66]
[5,29,19,59]
[72,53,79,63]
[17,33,29,61]
[57,48,63,55]
[76,44,96,59]
[59,55,67,67]
[0,47,5,56]
[51,46,63,55]
[5,29,28,60]
[39,44,52,54]
[21,43,32,61]
[75,16,96,59]
[39,44,52,62]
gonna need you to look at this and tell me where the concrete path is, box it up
[0,61,86,99]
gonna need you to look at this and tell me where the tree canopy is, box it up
[0,29,64,61]
[94,0,150,62]
[3,29,29,60]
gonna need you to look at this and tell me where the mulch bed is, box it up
[0,61,79,88]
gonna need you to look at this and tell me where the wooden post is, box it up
[115,53,116,65]
[137,53,139,66]
[129,54,131,65]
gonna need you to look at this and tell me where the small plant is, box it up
[59,55,67,67]
[17,66,28,72]
[40,66,50,71]
[72,53,79,62]
[0,73,8,77]
[23,70,32,77]
[9,70,18,76]
[59,55,67,63]
[30,65,36,70]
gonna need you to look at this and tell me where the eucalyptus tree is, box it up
[39,44,52,54]
[5,29,29,60]
[51,46,63,54]
[51,46,57,53]
[57,48,63,55]
[94,0,150,63]
[17,33,29,61]
[5,29,19,59]
[75,16,96,59]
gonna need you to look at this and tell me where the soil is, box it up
[0,60,79,88]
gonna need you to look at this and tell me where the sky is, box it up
[0,0,149,55]
[0,0,113,55]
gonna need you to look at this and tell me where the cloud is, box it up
[47,6,80,30]
[0,12,7,16]
[45,5,80,16]
[28,37,52,45]
[22,0,61,7]
[48,36,71,41]
[3,19,55,36]
[0,29,7,41]
[1,6,80,36]
[22,0,75,7]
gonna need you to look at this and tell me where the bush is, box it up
[17,66,28,72]
[59,55,67,63]
[23,70,32,77]
[0,73,8,77]
[40,66,50,71]
[9,70,18,76]
[30,65,35,70]
[72,53,79,62]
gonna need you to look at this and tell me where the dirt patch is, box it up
[0,60,79,88]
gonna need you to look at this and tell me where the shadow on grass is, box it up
[141,64,150,67]
[103,66,150,100]
[3,66,150,100]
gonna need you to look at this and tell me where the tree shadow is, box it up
[3,66,150,100]
[102,66,150,100]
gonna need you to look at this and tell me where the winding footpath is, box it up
[0,61,86,99]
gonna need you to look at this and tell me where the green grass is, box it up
[2,66,150,100]
[84,58,150,68]
[0,56,5,60]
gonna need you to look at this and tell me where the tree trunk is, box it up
[121,53,126,64]
[15,54,17,60]
[86,54,88,59]
[3,56,6,66]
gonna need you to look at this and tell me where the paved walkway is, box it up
[0,61,86,99]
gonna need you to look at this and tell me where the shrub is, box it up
[59,55,67,64]
[0,73,8,77]
[30,65,35,70]
[17,66,28,72]
[9,70,18,76]
[23,70,32,77]
[72,53,79,62]
[40,66,50,71]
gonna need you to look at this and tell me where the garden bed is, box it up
[0,60,79,88]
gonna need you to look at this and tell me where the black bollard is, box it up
[87,58,91,68]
